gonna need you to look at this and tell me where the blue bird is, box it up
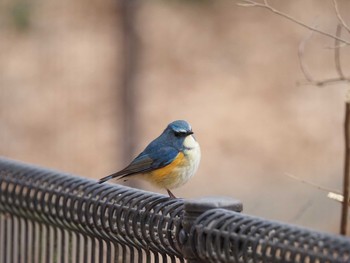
[99,120,201,198]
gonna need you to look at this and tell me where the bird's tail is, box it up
[98,171,124,184]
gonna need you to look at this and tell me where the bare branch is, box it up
[297,27,350,87]
[298,29,315,83]
[285,173,341,194]
[332,0,350,35]
[325,42,348,50]
[298,77,350,87]
[285,173,350,208]
[237,2,257,7]
[238,0,350,45]
[335,24,345,79]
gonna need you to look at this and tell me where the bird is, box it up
[98,120,201,198]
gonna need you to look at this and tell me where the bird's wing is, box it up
[98,147,179,183]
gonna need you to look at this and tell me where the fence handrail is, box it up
[0,157,186,261]
[1,157,350,263]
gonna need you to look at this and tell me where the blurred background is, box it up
[1,0,350,233]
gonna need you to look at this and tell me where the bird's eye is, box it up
[174,131,186,137]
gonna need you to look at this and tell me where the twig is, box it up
[334,24,345,80]
[285,173,350,206]
[332,0,350,35]
[238,0,350,45]
[291,200,313,222]
[298,77,350,87]
[298,29,315,83]
[285,173,341,194]
[297,24,350,87]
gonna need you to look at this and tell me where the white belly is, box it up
[170,135,201,189]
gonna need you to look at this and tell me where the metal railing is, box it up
[0,157,350,263]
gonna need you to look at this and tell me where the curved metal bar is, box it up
[190,208,350,262]
[0,157,184,261]
[1,157,350,263]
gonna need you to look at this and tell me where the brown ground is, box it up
[1,0,350,233]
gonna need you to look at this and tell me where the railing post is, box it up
[179,197,243,263]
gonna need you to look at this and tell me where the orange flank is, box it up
[146,152,187,188]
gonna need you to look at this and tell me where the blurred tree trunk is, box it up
[120,0,140,165]
[341,103,350,235]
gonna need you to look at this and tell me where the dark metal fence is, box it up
[0,157,350,263]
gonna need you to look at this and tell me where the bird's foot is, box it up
[166,189,177,199]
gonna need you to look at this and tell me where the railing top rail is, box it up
[0,157,185,259]
[1,157,350,263]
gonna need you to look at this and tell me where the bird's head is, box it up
[167,120,194,138]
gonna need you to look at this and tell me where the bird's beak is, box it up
[188,131,194,135]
